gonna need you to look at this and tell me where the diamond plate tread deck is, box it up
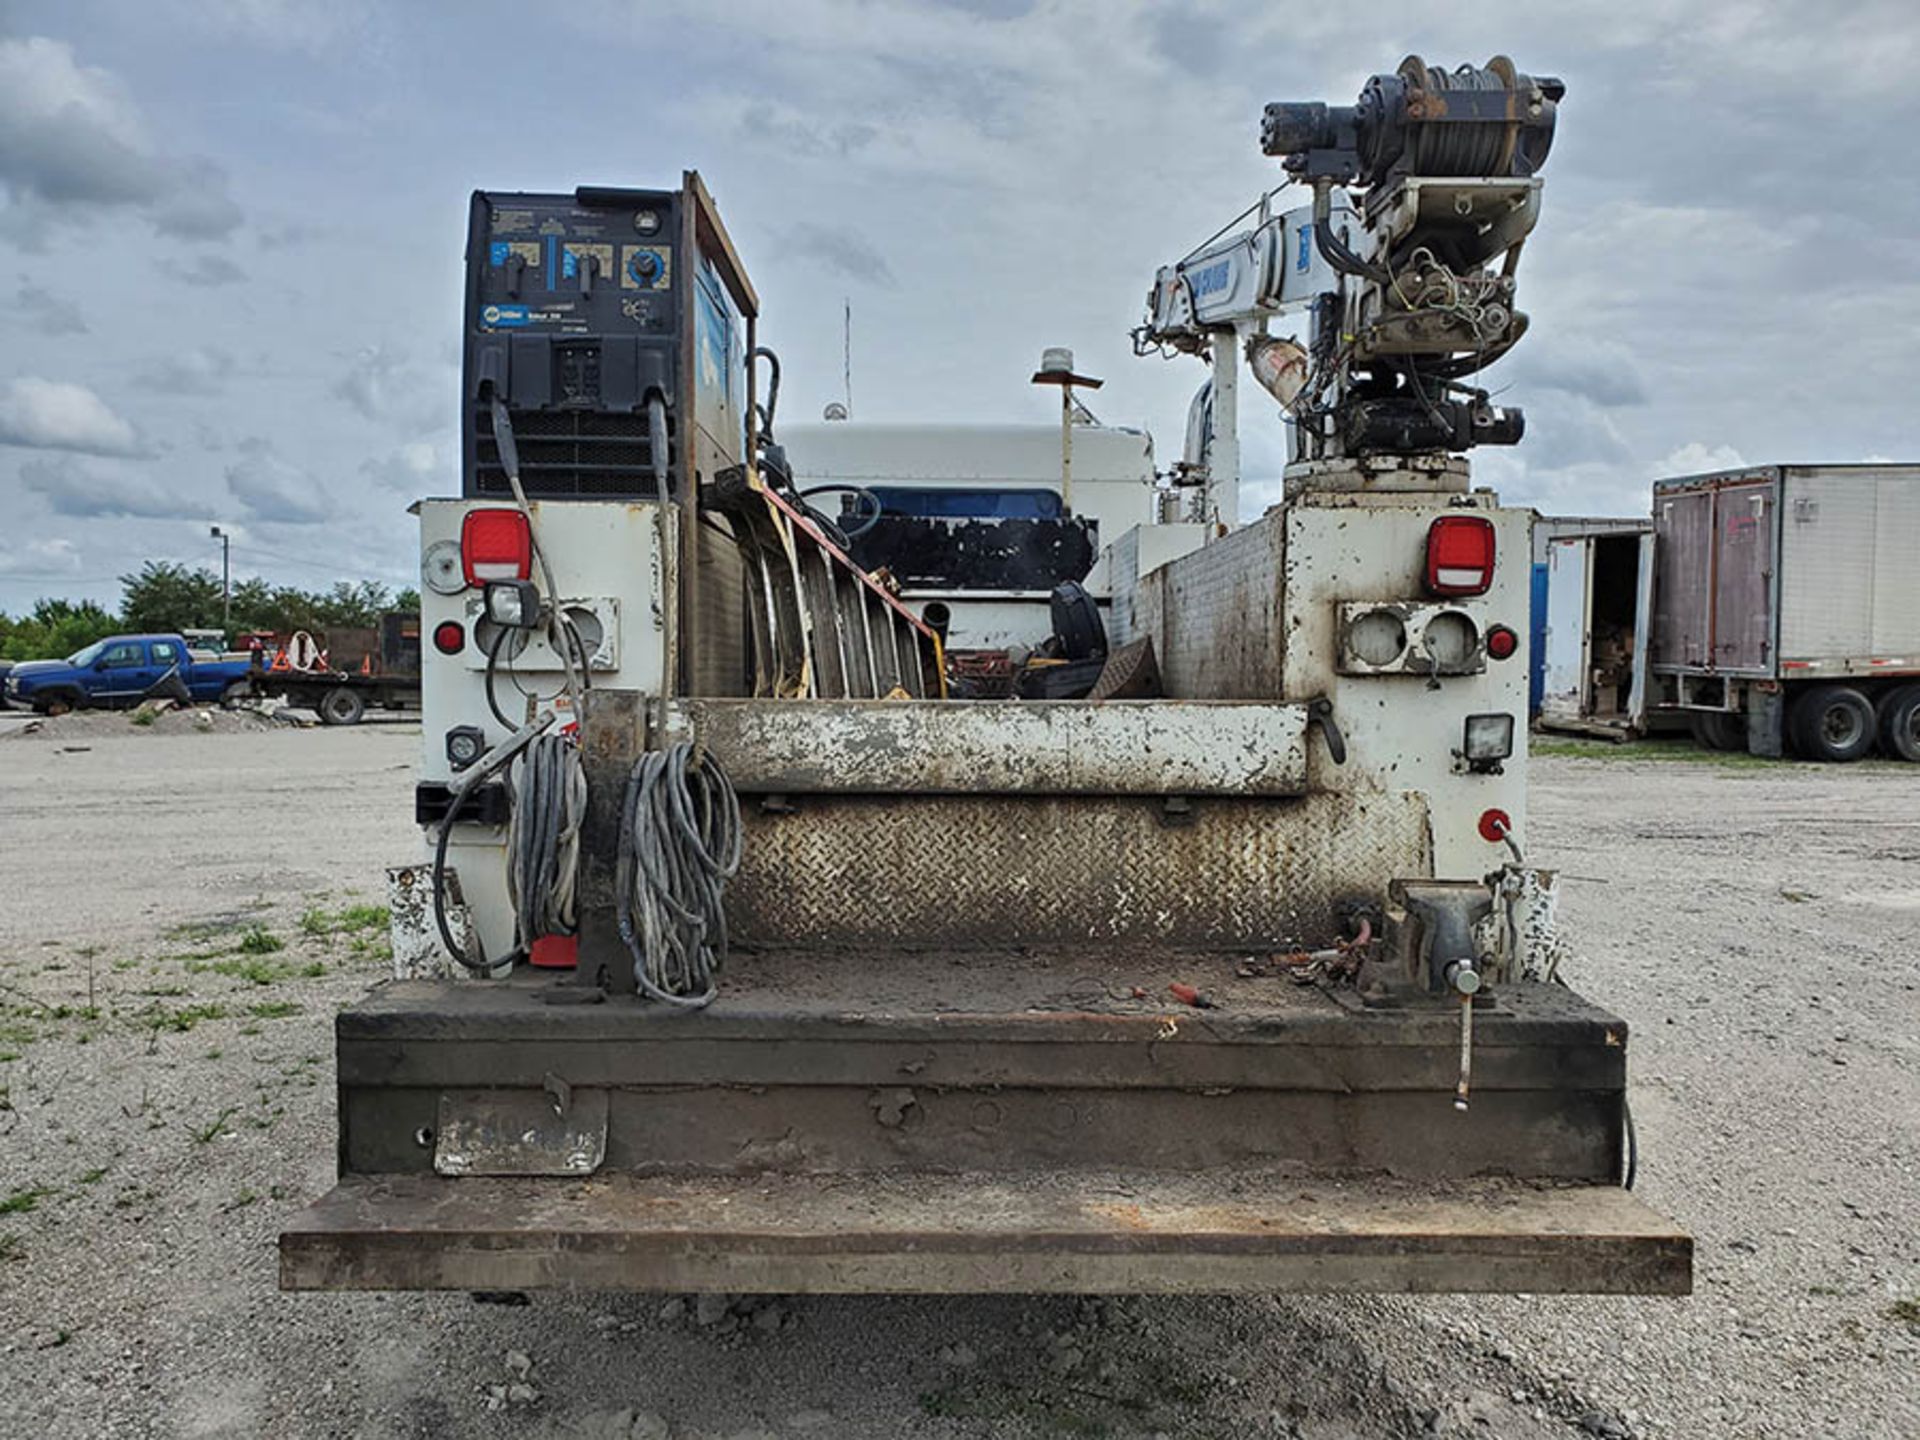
[280,1169,1691,1296]
[728,790,1432,950]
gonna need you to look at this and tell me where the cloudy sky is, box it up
[2,0,1916,612]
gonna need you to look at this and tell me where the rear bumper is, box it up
[280,1170,1690,1296]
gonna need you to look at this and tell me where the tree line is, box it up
[0,562,420,661]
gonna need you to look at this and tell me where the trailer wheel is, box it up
[1688,711,1746,752]
[318,686,366,726]
[1788,685,1876,763]
[1876,683,1920,763]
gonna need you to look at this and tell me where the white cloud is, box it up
[20,455,213,519]
[0,537,83,578]
[159,253,249,287]
[225,441,329,523]
[0,378,143,457]
[14,283,87,335]
[360,440,447,492]
[0,35,241,243]
[133,347,238,397]
[1656,442,1747,479]
[331,345,452,432]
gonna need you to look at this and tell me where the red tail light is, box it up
[461,508,532,586]
[1426,515,1496,597]
[432,620,466,655]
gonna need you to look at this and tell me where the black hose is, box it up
[1312,181,1389,285]
[751,345,781,440]
[484,624,516,730]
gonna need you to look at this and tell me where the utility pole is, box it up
[210,525,231,632]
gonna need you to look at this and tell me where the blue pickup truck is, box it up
[3,634,258,715]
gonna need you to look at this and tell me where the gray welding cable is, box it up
[505,731,588,945]
[616,742,742,1008]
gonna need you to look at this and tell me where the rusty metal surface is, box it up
[386,863,485,981]
[280,1170,1691,1296]
[725,790,1430,950]
[433,1086,608,1177]
[668,698,1309,796]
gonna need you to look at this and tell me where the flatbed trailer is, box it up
[245,668,420,726]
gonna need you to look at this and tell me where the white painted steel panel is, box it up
[1541,537,1590,722]
[1779,470,1877,660]
[669,698,1309,796]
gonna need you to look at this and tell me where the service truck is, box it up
[1649,464,1920,761]
[282,59,1689,1298]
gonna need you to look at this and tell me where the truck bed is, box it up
[283,950,1688,1296]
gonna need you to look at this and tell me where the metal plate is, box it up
[281,1171,1691,1296]
[728,790,1429,950]
[433,1086,608,1177]
[670,698,1309,796]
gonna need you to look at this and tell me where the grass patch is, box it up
[77,1167,108,1185]
[0,1233,23,1262]
[190,1107,239,1144]
[236,926,283,955]
[248,1000,301,1020]
[129,709,156,727]
[1532,737,1783,769]
[0,1185,51,1216]
[1887,1299,1920,1335]
[142,1002,229,1034]
[301,903,388,937]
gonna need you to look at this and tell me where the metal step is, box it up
[280,1170,1690,1296]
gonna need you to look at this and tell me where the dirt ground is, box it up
[0,722,1915,1439]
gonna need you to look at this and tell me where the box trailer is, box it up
[1650,464,1920,760]
[1534,520,1656,739]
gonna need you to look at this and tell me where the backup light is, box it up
[461,508,532,586]
[1426,515,1496,597]
[485,578,542,629]
[1464,713,1516,762]
[445,725,485,771]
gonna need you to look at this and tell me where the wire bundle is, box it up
[616,743,742,1008]
[505,731,588,945]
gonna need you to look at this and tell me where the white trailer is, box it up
[1537,521,1656,739]
[1650,464,1920,761]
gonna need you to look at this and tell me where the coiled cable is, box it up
[616,743,742,1008]
[505,731,588,945]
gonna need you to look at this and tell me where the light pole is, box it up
[1029,347,1102,516]
[210,525,231,632]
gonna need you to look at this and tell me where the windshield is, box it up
[65,642,106,667]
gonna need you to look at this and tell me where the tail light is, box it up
[1485,624,1519,660]
[1426,515,1495,597]
[461,508,532,586]
[431,620,466,655]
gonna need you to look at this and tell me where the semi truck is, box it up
[1649,464,1920,761]
[281,60,1690,1298]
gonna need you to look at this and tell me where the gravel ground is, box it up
[0,726,1915,1439]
